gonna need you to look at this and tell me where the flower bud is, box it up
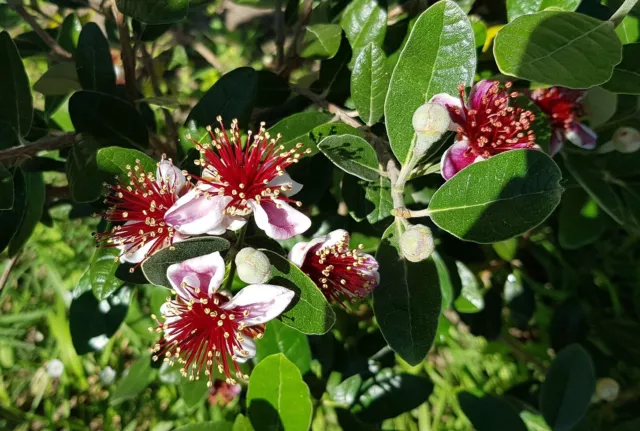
[235,247,272,284]
[399,225,435,263]
[46,359,64,378]
[612,127,640,153]
[412,103,450,154]
[100,366,116,385]
[595,377,619,402]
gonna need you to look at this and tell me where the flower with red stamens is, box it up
[429,80,537,180]
[95,158,189,264]
[151,251,294,384]
[165,118,311,240]
[288,230,379,303]
[529,86,596,155]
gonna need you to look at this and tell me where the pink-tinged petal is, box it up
[288,236,326,267]
[166,251,226,298]
[250,199,311,240]
[165,188,232,235]
[549,129,565,156]
[440,139,477,180]
[566,123,597,150]
[268,172,303,197]
[429,93,465,131]
[119,237,157,264]
[468,80,495,110]
[234,337,256,363]
[156,159,186,192]
[222,284,295,326]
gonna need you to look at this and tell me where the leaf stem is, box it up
[224,223,248,291]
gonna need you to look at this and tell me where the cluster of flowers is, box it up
[429,80,597,179]
[96,118,379,385]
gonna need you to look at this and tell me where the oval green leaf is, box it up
[494,11,622,88]
[115,0,189,24]
[0,168,26,253]
[254,319,312,374]
[351,43,389,126]
[110,358,157,405]
[8,171,44,256]
[428,150,563,243]
[539,344,595,431]
[318,134,380,181]
[96,146,157,182]
[300,24,342,59]
[373,222,442,365]
[57,13,81,54]
[0,31,33,137]
[141,237,231,288]
[247,353,312,431]
[90,247,123,301]
[506,0,580,22]
[262,250,336,335]
[75,22,116,94]
[602,43,640,94]
[459,393,528,431]
[66,134,108,203]
[33,62,81,96]
[385,0,476,165]
[340,0,387,66]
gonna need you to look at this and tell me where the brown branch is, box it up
[8,2,72,60]
[112,3,137,101]
[0,133,77,163]
[0,251,21,292]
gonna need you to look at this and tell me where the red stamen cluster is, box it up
[150,285,263,385]
[451,82,536,158]
[300,232,377,304]
[94,158,182,265]
[530,87,584,131]
[189,117,310,216]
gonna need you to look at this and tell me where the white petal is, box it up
[234,337,256,363]
[156,159,186,192]
[287,236,325,267]
[250,199,311,240]
[119,238,156,264]
[268,172,303,197]
[166,251,226,297]
[165,187,231,235]
[222,284,295,326]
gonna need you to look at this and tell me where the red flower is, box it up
[430,80,537,180]
[288,230,379,303]
[529,87,596,155]
[95,158,189,264]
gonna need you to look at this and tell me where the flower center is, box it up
[188,117,310,216]
[301,234,376,303]
[151,285,263,385]
[95,159,181,264]
[453,82,536,159]
[531,87,584,131]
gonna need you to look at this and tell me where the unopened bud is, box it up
[595,377,619,402]
[235,247,271,284]
[46,359,64,378]
[603,127,640,154]
[412,103,450,155]
[399,225,435,263]
[100,366,116,385]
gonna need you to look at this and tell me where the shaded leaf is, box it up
[602,43,640,94]
[459,393,528,431]
[0,169,26,253]
[558,188,607,249]
[254,319,312,374]
[66,134,107,203]
[0,164,14,210]
[0,31,33,137]
[115,0,189,24]
[75,22,116,94]
[33,62,81,96]
[318,134,380,181]
[110,358,156,405]
[351,44,389,125]
[8,171,45,256]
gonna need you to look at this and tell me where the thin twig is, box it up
[111,3,138,101]
[0,251,21,292]
[172,30,225,71]
[289,84,363,129]
[274,0,286,68]
[8,2,72,60]
[0,133,77,163]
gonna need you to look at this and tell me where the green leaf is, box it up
[70,91,149,150]
[539,344,595,431]
[233,415,254,431]
[341,174,393,224]
[247,354,312,431]
[454,261,484,313]
[493,238,518,261]
[75,23,116,94]
[57,13,82,54]
[300,24,342,59]
[373,222,441,365]
[494,11,622,88]
[328,374,362,408]
[583,87,618,128]
[563,153,626,224]
[116,0,189,24]
[318,134,380,181]
[0,121,21,151]
[96,146,157,182]
[385,0,476,165]
[66,134,107,203]
[110,358,157,405]
[340,0,387,66]
[179,379,208,408]
[262,250,336,335]
[187,67,257,130]
[432,252,460,309]
[0,168,26,253]
[0,164,13,210]
[616,15,640,44]
[602,43,640,94]
[254,320,312,374]
[141,237,231,287]
[139,96,179,110]
[458,393,528,431]
[0,31,33,137]
[506,0,580,22]
[267,112,334,154]
[351,44,390,125]
[33,62,81,96]
[90,247,123,301]
[70,271,131,355]
[428,150,563,243]
[8,171,45,256]
[558,188,607,249]
[355,368,434,422]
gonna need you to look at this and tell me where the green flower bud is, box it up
[399,225,435,263]
[595,377,619,402]
[235,247,271,284]
[412,103,450,154]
